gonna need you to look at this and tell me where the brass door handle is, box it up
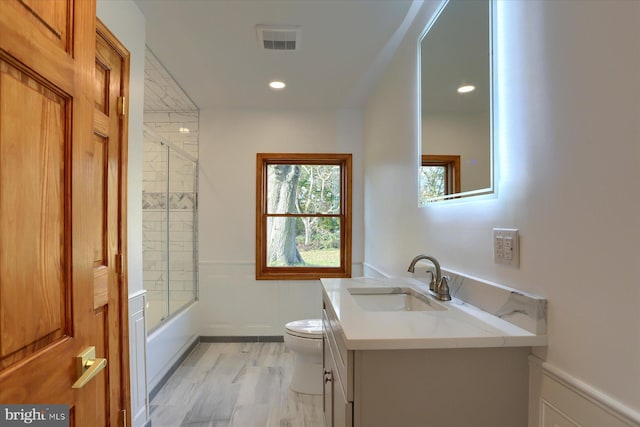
[72,346,107,389]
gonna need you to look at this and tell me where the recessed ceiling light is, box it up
[457,84,476,94]
[179,127,190,133]
[269,81,286,90]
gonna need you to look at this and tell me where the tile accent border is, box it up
[142,192,166,210]
[142,192,195,210]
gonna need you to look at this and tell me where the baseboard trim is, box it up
[200,335,284,343]
[148,337,200,402]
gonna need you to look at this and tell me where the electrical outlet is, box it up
[493,228,519,267]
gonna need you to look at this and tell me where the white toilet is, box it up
[284,318,323,395]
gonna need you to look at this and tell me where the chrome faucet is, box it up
[407,254,451,301]
[407,255,441,291]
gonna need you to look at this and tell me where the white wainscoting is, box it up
[129,291,149,427]
[199,261,363,337]
[529,356,640,427]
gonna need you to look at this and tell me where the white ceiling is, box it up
[134,0,416,110]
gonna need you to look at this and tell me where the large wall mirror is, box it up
[418,0,493,205]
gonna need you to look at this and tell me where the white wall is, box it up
[198,108,364,336]
[363,0,640,419]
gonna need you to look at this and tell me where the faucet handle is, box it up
[437,275,452,301]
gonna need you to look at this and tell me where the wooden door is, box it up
[0,0,110,425]
[93,20,131,427]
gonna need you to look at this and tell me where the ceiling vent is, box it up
[256,25,301,51]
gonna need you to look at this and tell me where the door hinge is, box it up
[115,253,123,275]
[120,409,127,427]
[117,96,126,117]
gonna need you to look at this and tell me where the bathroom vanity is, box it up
[321,276,547,427]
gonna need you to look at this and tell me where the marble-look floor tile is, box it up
[229,404,271,427]
[150,342,324,427]
[149,403,190,427]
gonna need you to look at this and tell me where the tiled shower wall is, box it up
[144,111,199,158]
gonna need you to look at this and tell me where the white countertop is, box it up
[321,276,548,350]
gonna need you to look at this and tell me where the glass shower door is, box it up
[143,137,169,328]
[168,148,198,315]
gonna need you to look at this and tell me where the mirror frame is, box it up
[417,0,495,204]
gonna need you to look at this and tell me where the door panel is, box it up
[0,59,69,369]
[16,0,71,51]
[93,134,108,267]
[0,0,76,91]
[0,0,98,425]
[95,60,110,114]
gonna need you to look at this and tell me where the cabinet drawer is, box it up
[323,332,353,427]
[323,303,353,401]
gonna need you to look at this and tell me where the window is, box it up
[256,153,352,280]
[419,155,461,203]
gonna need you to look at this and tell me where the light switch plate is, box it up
[493,228,519,267]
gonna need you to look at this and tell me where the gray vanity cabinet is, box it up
[322,295,531,427]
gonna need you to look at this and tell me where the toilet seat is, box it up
[285,319,322,339]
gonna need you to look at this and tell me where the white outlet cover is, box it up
[493,228,520,267]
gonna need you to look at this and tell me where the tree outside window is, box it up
[256,153,352,280]
[419,154,460,205]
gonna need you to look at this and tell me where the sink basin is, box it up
[348,287,447,312]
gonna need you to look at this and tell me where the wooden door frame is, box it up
[96,18,132,426]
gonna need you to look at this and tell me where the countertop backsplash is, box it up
[412,268,547,335]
